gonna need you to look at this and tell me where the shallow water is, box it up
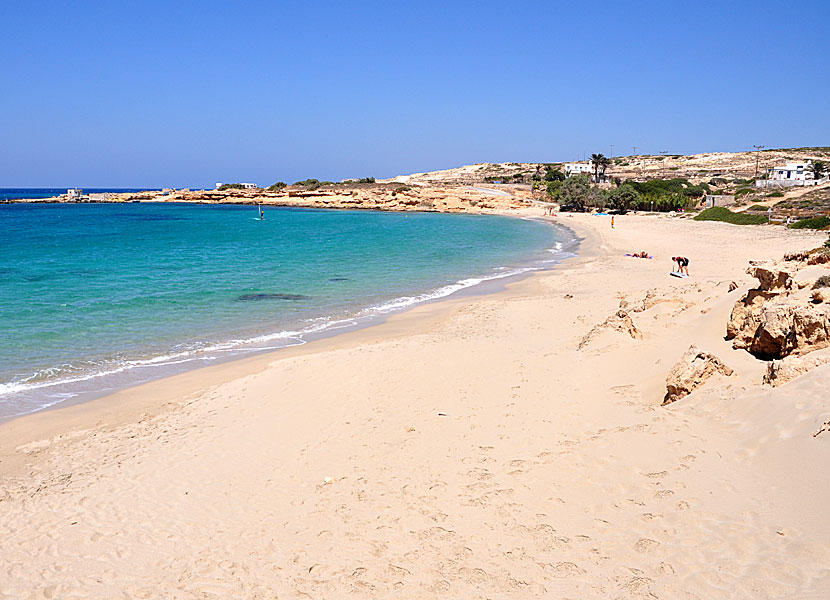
[0,203,572,419]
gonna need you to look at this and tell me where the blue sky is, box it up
[2,0,828,188]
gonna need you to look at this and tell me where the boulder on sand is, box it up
[663,345,734,405]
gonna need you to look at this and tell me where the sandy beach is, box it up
[2,212,829,599]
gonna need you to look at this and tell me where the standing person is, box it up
[611,215,615,229]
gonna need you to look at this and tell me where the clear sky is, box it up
[2,0,828,188]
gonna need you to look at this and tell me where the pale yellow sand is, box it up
[2,213,829,599]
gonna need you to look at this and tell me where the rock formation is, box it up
[763,353,830,387]
[663,345,734,405]
[578,310,642,350]
[726,260,830,359]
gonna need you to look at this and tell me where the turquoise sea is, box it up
[0,202,574,419]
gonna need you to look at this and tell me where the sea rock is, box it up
[764,352,830,387]
[663,345,734,405]
[236,293,311,301]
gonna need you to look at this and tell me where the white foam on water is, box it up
[1,221,578,419]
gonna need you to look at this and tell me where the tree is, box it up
[608,186,641,213]
[559,174,592,210]
[598,156,611,180]
[808,160,827,180]
[545,167,565,182]
[590,153,605,183]
[546,180,563,199]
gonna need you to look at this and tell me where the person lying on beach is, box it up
[625,251,653,259]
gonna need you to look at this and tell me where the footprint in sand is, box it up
[634,538,661,553]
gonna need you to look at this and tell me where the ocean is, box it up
[0,202,574,420]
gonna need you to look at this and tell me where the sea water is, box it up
[0,202,574,419]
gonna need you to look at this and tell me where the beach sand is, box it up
[2,213,829,599]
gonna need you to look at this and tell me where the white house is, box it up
[241,182,258,189]
[66,188,84,201]
[564,162,592,177]
[768,161,811,181]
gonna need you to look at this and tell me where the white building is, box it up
[564,162,592,177]
[66,188,83,201]
[768,161,811,181]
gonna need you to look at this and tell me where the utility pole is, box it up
[632,146,639,179]
[753,145,765,178]
[659,150,668,178]
[609,144,614,158]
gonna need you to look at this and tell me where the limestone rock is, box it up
[663,345,734,405]
[727,259,830,359]
[730,298,830,359]
[746,261,797,292]
[578,310,642,350]
[764,353,830,387]
[728,281,739,292]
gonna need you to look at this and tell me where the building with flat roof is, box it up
[564,162,592,177]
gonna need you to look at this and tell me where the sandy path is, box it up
[1,213,829,599]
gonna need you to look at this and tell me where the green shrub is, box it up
[789,216,830,230]
[767,191,784,198]
[747,204,769,211]
[267,181,287,191]
[735,188,755,196]
[693,207,768,225]
[545,168,565,182]
[217,183,246,191]
[814,275,830,288]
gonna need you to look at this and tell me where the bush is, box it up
[608,185,641,214]
[267,181,287,191]
[767,191,784,198]
[789,216,830,230]
[293,178,321,190]
[746,204,769,212]
[546,180,562,199]
[217,183,246,191]
[814,275,830,289]
[693,207,768,225]
[545,168,565,182]
[735,188,755,196]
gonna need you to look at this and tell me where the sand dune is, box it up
[2,212,829,599]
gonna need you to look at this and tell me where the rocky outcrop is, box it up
[727,260,830,359]
[784,248,830,266]
[578,310,642,350]
[764,353,830,387]
[747,261,798,292]
[663,345,734,405]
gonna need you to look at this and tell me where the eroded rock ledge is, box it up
[726,260,830,360]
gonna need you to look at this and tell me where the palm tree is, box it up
[591,153,606,183]
[808,160,827,181]
[599,156,611,180]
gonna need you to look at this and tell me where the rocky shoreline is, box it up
[5,184,532,214]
